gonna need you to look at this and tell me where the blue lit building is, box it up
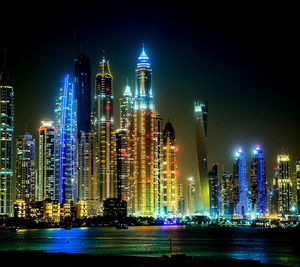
[233,147,248,217]
[55,75,76,203]
[250,146,267,215]
[0,49,14,216]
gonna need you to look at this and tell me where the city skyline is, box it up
[0,2,299,191]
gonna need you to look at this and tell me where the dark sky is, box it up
[1,1,299,187]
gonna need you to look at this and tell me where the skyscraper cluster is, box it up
[0,47,180,218]
[0,47,299,220]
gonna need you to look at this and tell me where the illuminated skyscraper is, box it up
[38,121,55,201]
[194,100,209,214]
[95,57,116,207]
[161,122,177,216]
[276,154,292,214]
[120,84,134,130]
[153,113,163,215]
[233,147,248,217]
[119,84,135,214]
[177,183,185,217]
[250,146,267,215]
[296,160,300,214]
[0,49,14,216]
[208,163,219,217]
[74,54,91,139]
[15,131,36,203]
[78,131,98,216]
[132,47,161,216]
[54,75,76,203]
[221,172,234,216]
[187,177,196,216]
[116,129,128,201]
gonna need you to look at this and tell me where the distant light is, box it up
[291,206,296,212]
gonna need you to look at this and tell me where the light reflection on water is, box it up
[0,226,298,266]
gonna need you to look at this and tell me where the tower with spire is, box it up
[131,46,162,216]
[0,49,14,216]
[95,56,116,209]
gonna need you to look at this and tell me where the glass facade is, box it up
[55,75,76,203]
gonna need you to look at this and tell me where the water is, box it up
[0,226,299,266]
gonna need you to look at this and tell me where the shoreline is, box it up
[0,250,285,267]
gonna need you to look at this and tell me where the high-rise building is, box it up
[250,145,267,215]
[161,122,177,216]
[194,100,209,214]
[187,177,196,216]
[208,163,218,217]
[54,74,76,203]
[177,183,185,217]
[119,84,135,214]
[220,172,234,216]
[276,154,292,214]
[153,113,163,215]
[74,54,91,139]
[38,121,55,201]
[116,129,128,201]
[132,47,161,216]
[120,84,134,130]
[95,57,116,207]
[0,49,14,216]
[15,131,36,203]
[296,160,300,214]
[233,147,248,217]
[78,131,98,216]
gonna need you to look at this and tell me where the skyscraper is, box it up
[120,84,134,130]
[95,57,116,207]
[74,54,91,139]
[233,147,248,217]
[0,49,14,216]
[116,129,128,201]
[38,121,55,201]
[78,131,98,216]
[119,84,135,215]
[54,74,76,203]
[153,113,163,215]
[187,177,196,216]
[161,122,177,216]
[194,100,209,214]
[15,131,36,203]
[220,172,234,216]
[208,163,219,217]
[276,154,292,214]
[250,145,267,215]
[296,160,300,214]
[132,47,160,216]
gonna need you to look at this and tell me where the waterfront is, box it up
[0,225,299,266]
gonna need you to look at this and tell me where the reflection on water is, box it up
[0,226,298,266]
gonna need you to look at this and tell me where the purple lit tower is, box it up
[251,145,267,215]
[233,147,248,217]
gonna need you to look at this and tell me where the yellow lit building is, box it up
[76,200,87,219]
[161,122,177,216]
[14,200,27,218]
[78,131,99,216]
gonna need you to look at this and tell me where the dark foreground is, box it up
[0,251,285,267]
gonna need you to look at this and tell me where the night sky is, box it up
[1,1,299,187]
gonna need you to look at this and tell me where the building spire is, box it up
[137,45,150,69]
